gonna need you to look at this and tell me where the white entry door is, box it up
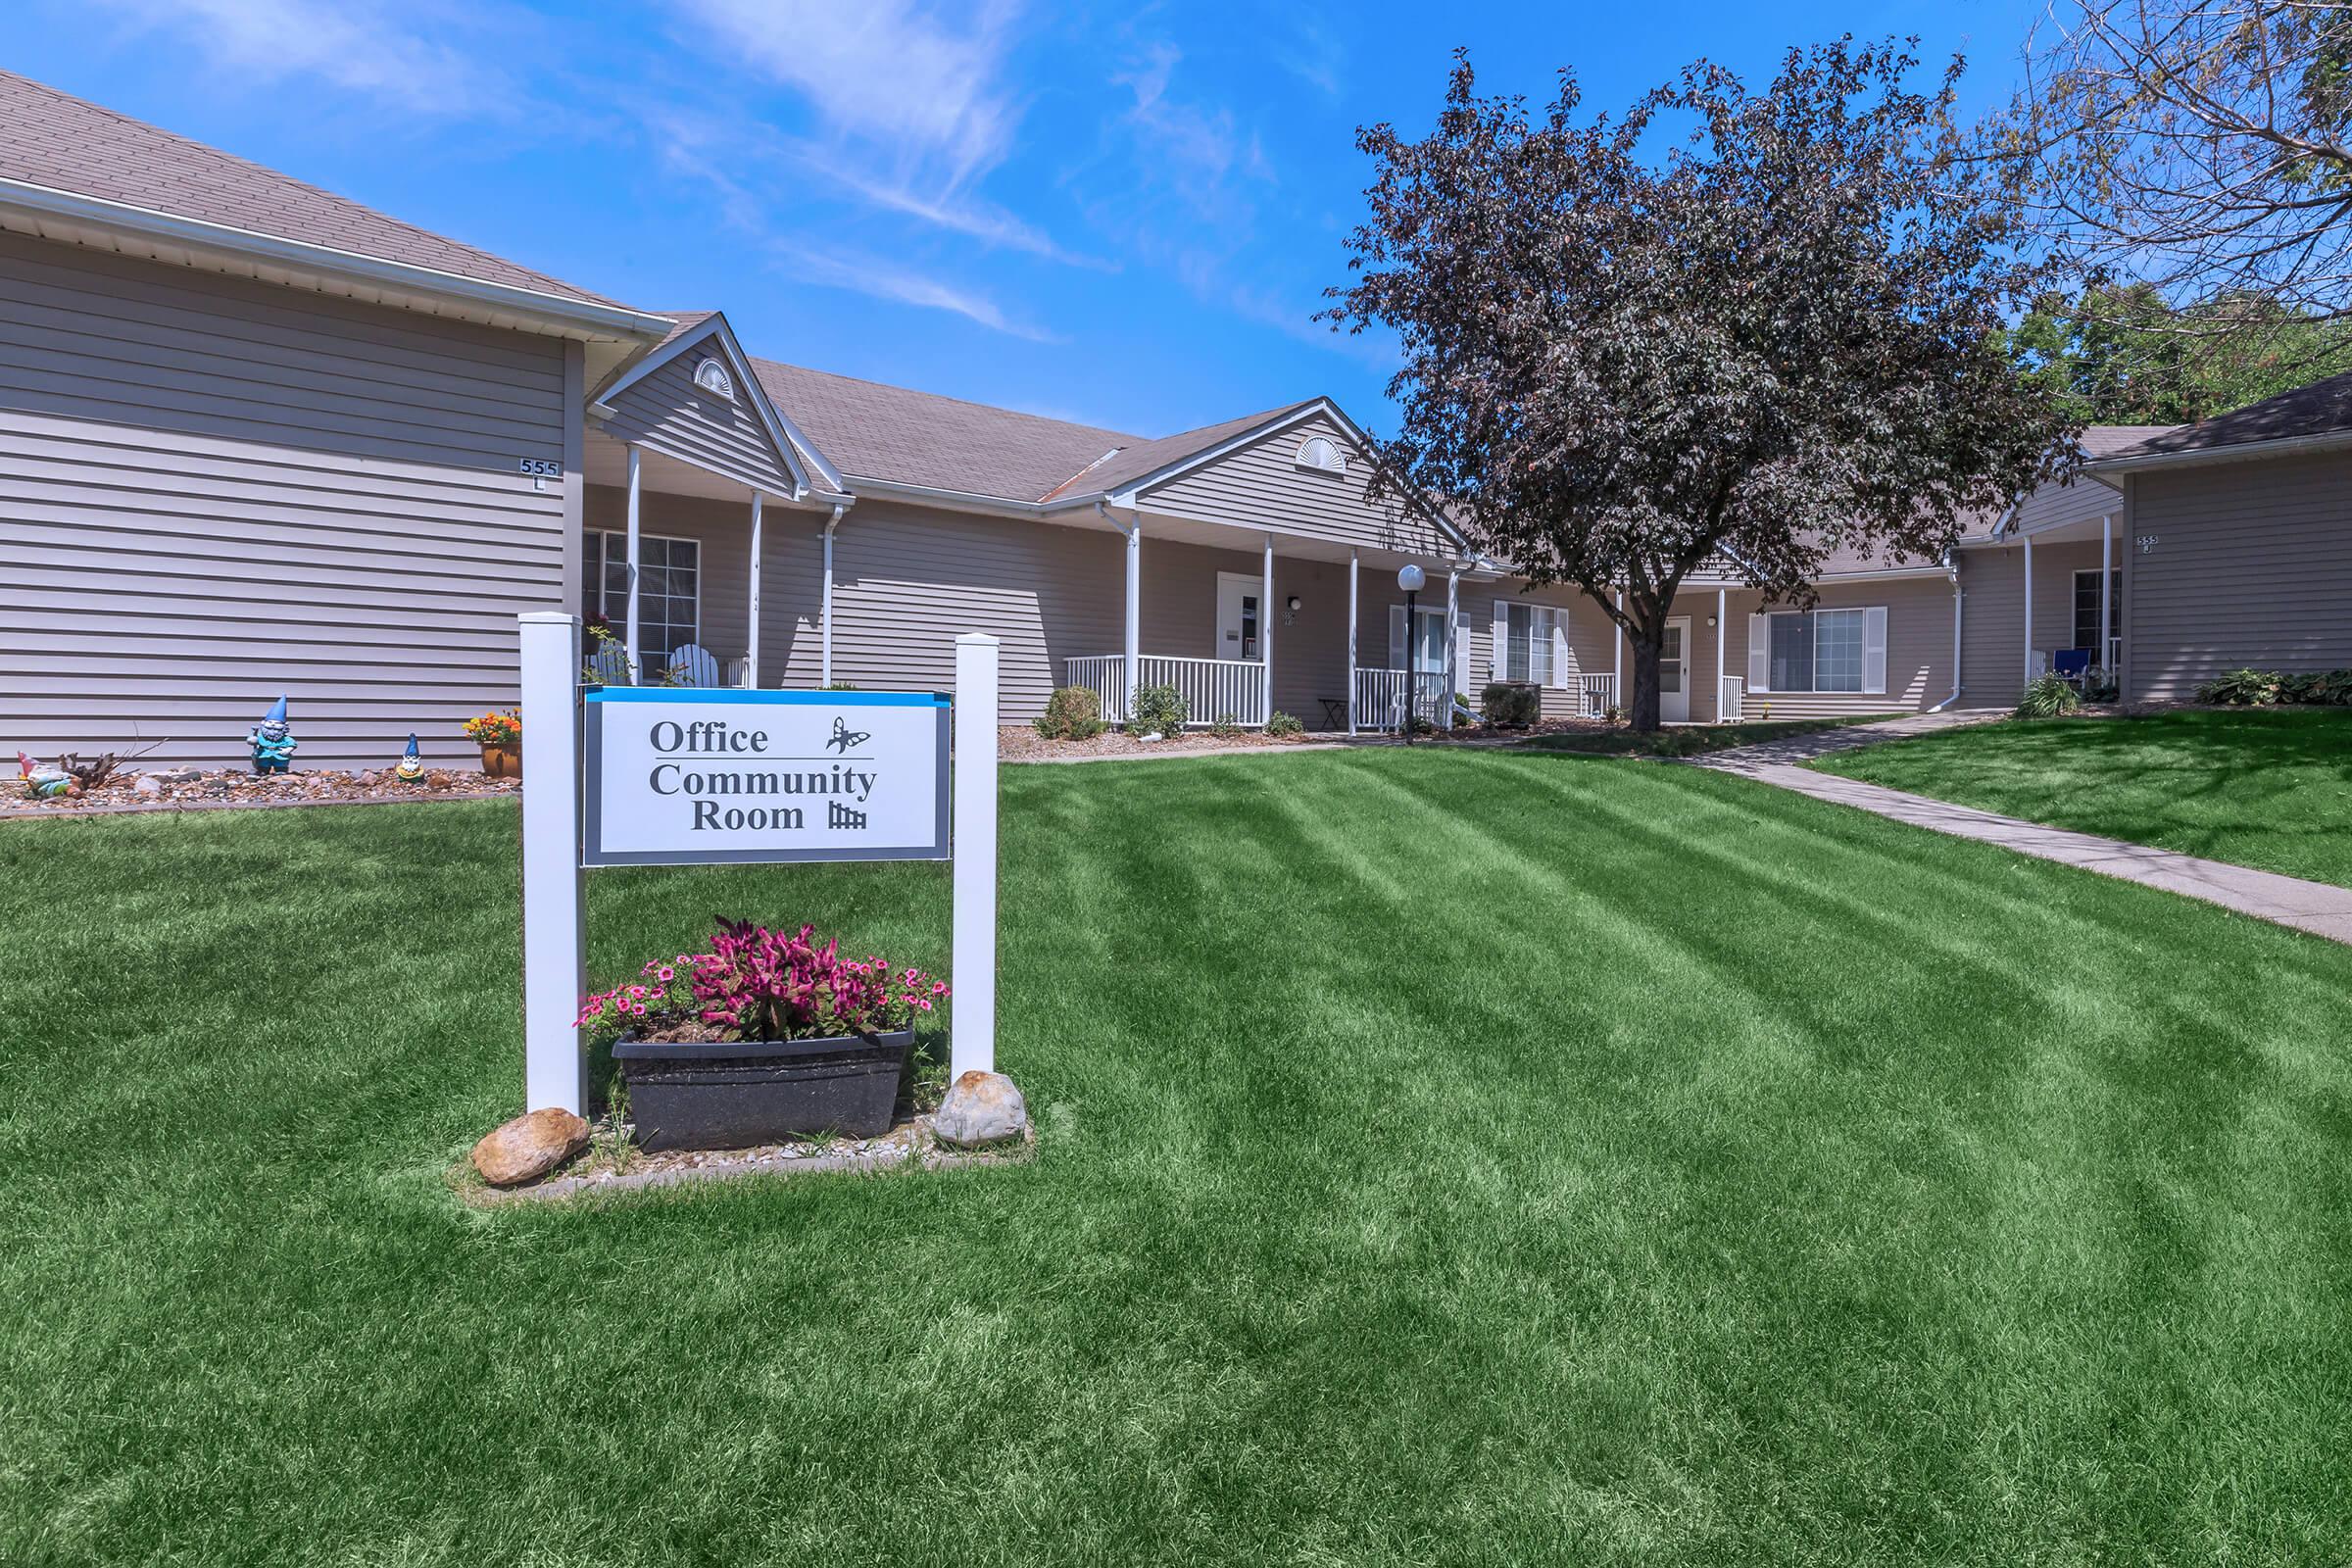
[1215,572,1263,661]
[1659,616,1690,722]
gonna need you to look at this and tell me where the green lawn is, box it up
[1814,708,2352,889]
[1516,713,1899,757]
[4,751,2349,1566]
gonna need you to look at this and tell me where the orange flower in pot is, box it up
[463,710,521,777]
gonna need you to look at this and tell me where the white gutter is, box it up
[0,176,673,342]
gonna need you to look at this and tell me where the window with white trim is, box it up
[1294,434,1348,473]
[581,531,701,656]
[1502,602,1561,684]
[1766,609,1867,693]
[2072,568,2121,655]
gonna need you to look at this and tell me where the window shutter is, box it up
[1389,604,1407,670]
[1863,606,1888,694]
[1548,609,1571,688]
[1747,613,1770,693]
[1492,600,1509,682]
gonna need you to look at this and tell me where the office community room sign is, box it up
[583,688,950,866]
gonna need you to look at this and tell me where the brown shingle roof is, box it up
[2109,373,2352,458]
[1043,404,1315,500]
[750,358,1136,503]
[0,68,626,310]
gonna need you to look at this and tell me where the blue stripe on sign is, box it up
[587,687,952,708]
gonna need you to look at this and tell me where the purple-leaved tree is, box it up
[1324,38,2079,729]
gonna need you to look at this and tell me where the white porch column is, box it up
[2023,532,2035,685]
[623,443,643,680]
[1261,532,1275,723]
[820,506,841,687]
[1347,548,1359,732]
[1716,586,1727,721]
[1444,566,1460,729]
[745,490,763,689]
[2099,514,2114,669]
[1123,519,1141,710]
[1613,588,1624,701]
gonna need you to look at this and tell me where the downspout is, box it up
[820,503,845,687]
[1928,551,1964,711]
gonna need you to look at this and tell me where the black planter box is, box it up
[613,1030,913,1151]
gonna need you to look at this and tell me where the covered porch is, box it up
[1056,517,1486,732]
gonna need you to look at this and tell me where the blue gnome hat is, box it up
[263,695,287,725]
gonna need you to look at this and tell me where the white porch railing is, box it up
[1064,655,1129,724]
[1351,668,1450,732]
[1063,654,1268,727]
[1578,673,1618,717]
[1717,675,1744,723]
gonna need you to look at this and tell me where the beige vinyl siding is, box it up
[1728,577,1954,718]
[2009,471,2121,537]
[597,329,798,498]
[0,230,574,768]
[757,500,1124,721]
[2125,452,2352,702]
[1950,539,2116,709]
[1136,414,1454,558]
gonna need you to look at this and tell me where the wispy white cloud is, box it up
[1275,16,1347,98]
[674,0,1024,190]
[78,0,516,117]
[769,240,1060,342]
[1114,42,1274,221]
[649,106,1104,270]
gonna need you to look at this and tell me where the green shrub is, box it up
[1033,685,1106,741]
[2280,671,2325,704]
[1265,710,1304,739]
[2197,668,2283,707]
[1207,711,1243,739]
[2016,672,2082,719]
[1481,682,1541,727]
[2308,669,2352,706]
[2082,666,2119,704]
[1126,684,1187,736]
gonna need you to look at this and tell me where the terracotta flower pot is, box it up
[480,744,520,778]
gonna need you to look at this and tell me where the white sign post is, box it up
[514,616,998,1113]
[951,633,998,1079]
[518,612,587,1115]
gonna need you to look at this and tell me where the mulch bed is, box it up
[4,765,520,819]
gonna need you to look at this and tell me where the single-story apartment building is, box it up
[4,70,2345,768]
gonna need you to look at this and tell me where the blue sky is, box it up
[11,1,2044,439]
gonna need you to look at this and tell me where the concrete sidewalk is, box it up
[1694,736,2352,946]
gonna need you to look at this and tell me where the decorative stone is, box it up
[423,769,454,790]
[933,1070,1028,1147]
[132,774,164,798]
[471,1107,591,1187]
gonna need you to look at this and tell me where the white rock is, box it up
[933,1070,1029,1147]
[133,774,163,797]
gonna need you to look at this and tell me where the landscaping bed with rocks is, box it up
[460,1105,1035,1206]
[4,765,519,817]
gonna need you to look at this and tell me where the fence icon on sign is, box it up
[828,800,867,830]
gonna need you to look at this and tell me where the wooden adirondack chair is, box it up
[666,643,721,688]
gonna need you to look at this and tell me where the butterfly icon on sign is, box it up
[826,716,871,754]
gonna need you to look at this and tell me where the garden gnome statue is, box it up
[247,696,297,773]
[394,733,425,784]
[16,752,72,799]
